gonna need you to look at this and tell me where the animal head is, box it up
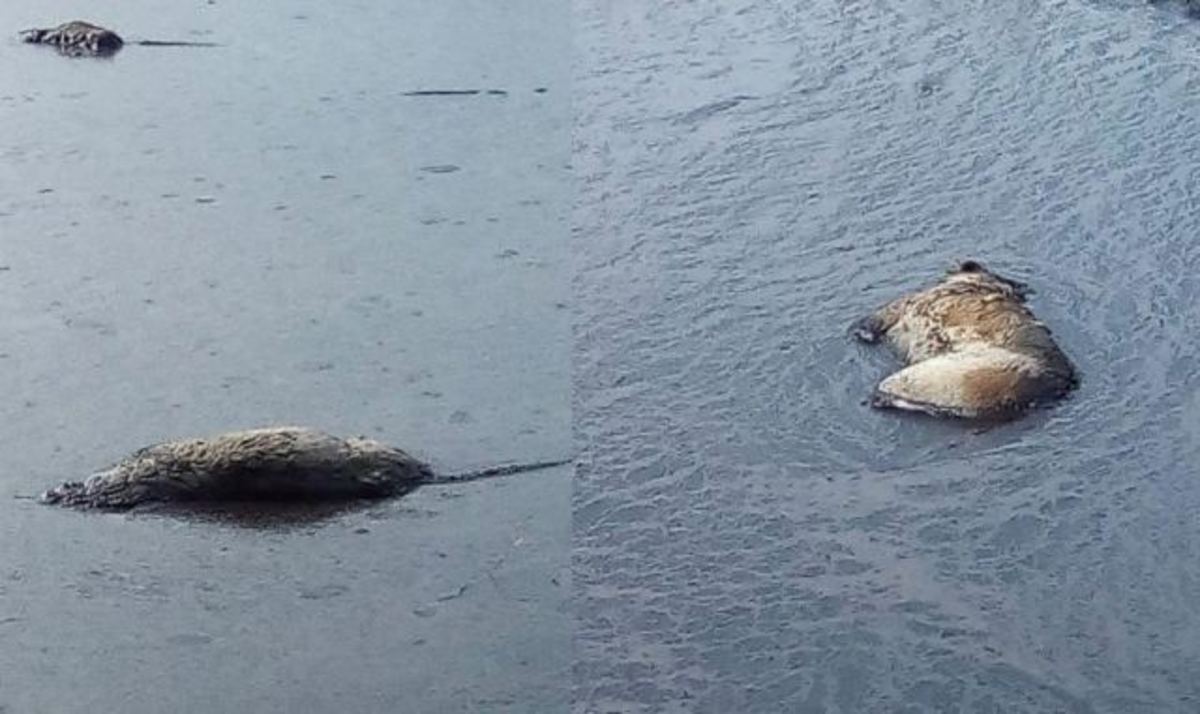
[19,28,48,43]
[946,260,1032,301]
[347,436,433,480]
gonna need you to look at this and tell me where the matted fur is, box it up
[853,261,1077,419]
[20,21,124,57]
[41,427,433,509]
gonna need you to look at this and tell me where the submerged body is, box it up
[41,426,568,510]
[853,261,1077,419]
[20,21,123,56]
[19,20,217,57]
[42,427,433,509]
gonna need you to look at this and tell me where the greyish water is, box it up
[574,0,1200,712]
[0,1,569,712]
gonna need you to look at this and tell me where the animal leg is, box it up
[871,347,1044,419]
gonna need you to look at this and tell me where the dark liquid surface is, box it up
[574,1,1200,711]
[0,2,569,712]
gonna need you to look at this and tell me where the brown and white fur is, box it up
[853,261,1077,419]
[40,426,567,510]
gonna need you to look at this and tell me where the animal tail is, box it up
[401,89,509,96]
[132,40,220,47]
[426,459,572,485]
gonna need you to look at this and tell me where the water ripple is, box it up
[575,0,1200,710]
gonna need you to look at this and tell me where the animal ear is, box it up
[957,260,984,273]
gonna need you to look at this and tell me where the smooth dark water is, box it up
[0,1,569,712]
[574,0,1200,711]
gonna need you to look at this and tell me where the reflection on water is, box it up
[121,500,380,531]
[574,0,1200,711]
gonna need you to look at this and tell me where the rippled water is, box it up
[574,0,1200,711]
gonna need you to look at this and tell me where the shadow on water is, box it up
[14,495,376,531]
[123,500,387,531]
